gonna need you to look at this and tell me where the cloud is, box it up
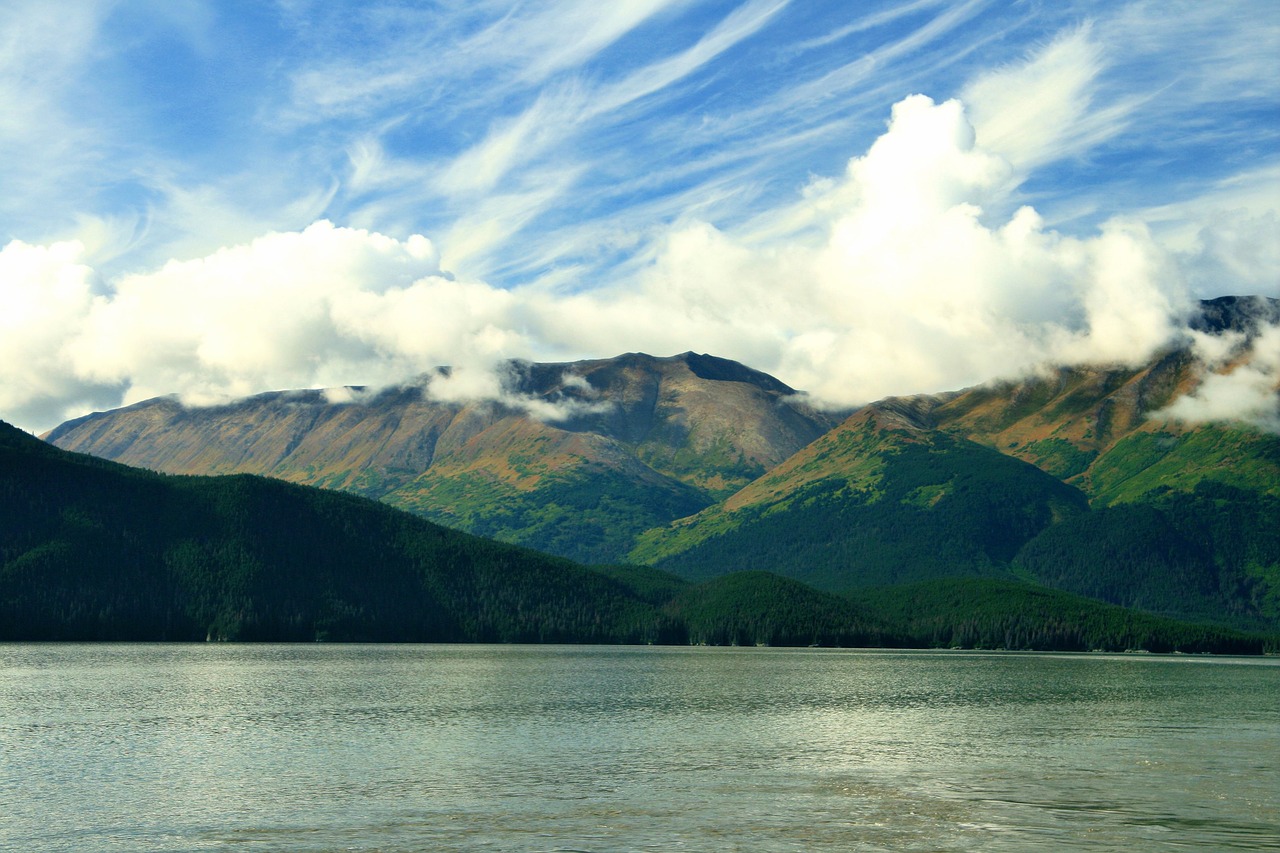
[1142,168,1280,298]
[58,221,447,407]
[545,94,1195,407]
[0,238,117,430]
[1155,323,1280,434]
[0,92,1263,437]
[462,0,690,87]
[424,363,616,424]
[960,24,1122,172]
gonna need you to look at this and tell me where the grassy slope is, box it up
[633,409,1088,590]
[383,417,710,563]
[924,351,1280,505]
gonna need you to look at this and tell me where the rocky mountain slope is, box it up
[45,352,841,563]
[897,295,1280,504]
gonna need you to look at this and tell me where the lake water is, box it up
[1,645,1277,852]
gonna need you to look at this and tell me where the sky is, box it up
[1,0,1278,435]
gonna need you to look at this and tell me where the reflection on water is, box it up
[1,645,1277,852]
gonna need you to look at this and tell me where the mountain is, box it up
[632,297,1280,631]
[3,419,1267,652]
[36,297,1280,632]
[44,352,842,563]
[908,296,1280,503]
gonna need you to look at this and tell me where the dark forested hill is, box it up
[2,419,667,642]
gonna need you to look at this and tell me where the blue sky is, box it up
[2,0,1278,433]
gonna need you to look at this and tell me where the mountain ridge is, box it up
[36,297,1280,630]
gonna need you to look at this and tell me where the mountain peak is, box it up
[1190,295,1280,336]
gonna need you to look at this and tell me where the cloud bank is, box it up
[1,94,1274,435]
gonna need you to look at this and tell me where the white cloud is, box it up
[557,94,1195,407]
[961,24,1122,172]
[1156,323,1280,434]
[593,0,788,114]
[0,238,111,429]
[435,86,588,198]
[61,221,446,408]
[1145,183,1280,299]
[464,0,690,87]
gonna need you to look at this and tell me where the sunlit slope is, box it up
[45,352,841,563]
[919,296,1280,502]
[381,416,710,562]
[919,357,1280,504]
[631,408,1089,590]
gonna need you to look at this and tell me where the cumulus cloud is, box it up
[532,94,1196,408]
[0,238,110,429]
[62,221,447,405]
[0,93,1266,436]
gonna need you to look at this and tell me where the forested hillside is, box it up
[632,410,1089,589]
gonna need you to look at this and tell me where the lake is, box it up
[1,644,1277,852]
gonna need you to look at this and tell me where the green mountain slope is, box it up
[380,417,710,563]
[920,296,1280,503]
[631,297,1280,631]
[631,409,1089,590]
[1012,481,1280,629]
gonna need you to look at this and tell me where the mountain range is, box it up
[1,417,1265,653]
[36,295,1280,634]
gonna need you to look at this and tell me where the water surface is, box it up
[1,644,1277,851]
